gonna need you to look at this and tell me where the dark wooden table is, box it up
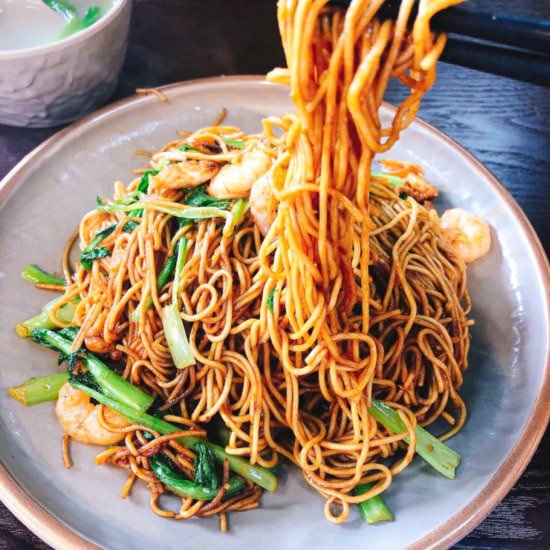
[1,1,549,548]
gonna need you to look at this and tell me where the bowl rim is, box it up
[0,75,549,550]
[0,0,129,59]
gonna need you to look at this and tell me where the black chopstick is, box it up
[328,1,550,87]
[432,7,550,56]
[330,0,550,55]
[442,38,550,88]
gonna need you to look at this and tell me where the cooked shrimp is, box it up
[207,146,272,199]
[153,160,219,190]
[380,159,438,202]
[440,208,491,263]
[84,335,115,355]
[401,173,438,202]
[249,169,277,235]
[55,383,129,446]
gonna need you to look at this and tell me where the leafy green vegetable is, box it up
[98,190,143,208]
[209,416,232,446]
[184,185,230,209]
[56,4,104,39]
[80,246,110,267]
[353,483,394,524]
[161,237,194,369]
[223,138,245,149]
[369,400,460,479]
[151,453,244,501]
[31,328,153,412]
[99,200,232,232]
[179,145,202,153]
[15,296,78,338]
[58,326,79,340]
[129,172,157,218]
[131,247,178,320]
[64,353,103,395]
[42,0,77,20]
[194,441,220,491]
[138,170,159,194]
[225,199,248,235]
[78,6,102,28]
[80,224,116,270]
[122,220,139,232]
[7,372,69,406]
[69,381,278,491]
[21,264,65,286]
[267,289,276,313]
[371,172,405,187]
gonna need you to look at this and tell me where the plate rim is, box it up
[1,74,549,550]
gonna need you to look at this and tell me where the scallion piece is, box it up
[16,296,77,338]
[21,264,66,286]
[223,138,245,149]
[369,400,461,479]
[353,483,394,524]
[371,172,405,187]
[7,372,69,406]
[161,237,194,369]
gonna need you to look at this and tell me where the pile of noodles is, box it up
[49,0,470,527]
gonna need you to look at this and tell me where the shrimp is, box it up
[55,383,129,446]
[380,159,438,202]
[249,169,277,235]
[207,147,272,199]
[154,160,219,190]
[401,172,438,203]
[440,208,491,264]
[85,335,115,355]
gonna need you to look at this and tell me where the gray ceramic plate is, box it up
[0,76,549,550]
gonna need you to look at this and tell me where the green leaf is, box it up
[371,172,405,187]
[353,483,394,524]
[227,199,249,233]
[162,305,194,369]
[58,326,79,340]
[94,224,117,241]
[42,0,77,20]
[267,289,275,313]
[79,6,102,29]
[184,185,230,209]
[223,138,245,149]
[122,220,139,232]
[179,145,202,153]
[21,264,66,286]
[194,441,220,491]
[138,170,159,194]
[56,3,104,39]
[80,223,116,270]
[369,400,460,479]
[80,246,110,269]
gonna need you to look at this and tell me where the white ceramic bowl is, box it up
[0,0,131,128]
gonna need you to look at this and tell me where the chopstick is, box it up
[431,7,550,55]
[329,1,550,87]
[442,38,550,88]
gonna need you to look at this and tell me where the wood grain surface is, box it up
[1,1,549,548]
